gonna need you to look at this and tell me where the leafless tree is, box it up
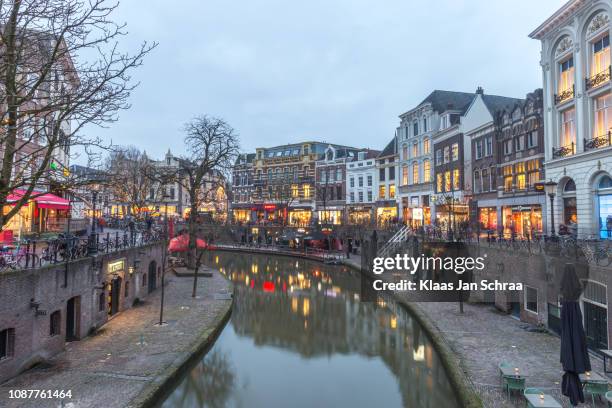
[104,146,156,217]
[178,115,239,296]
[0,0,156,229]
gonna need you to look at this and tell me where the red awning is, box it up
[167,234,208,252]
[7,189,70,210]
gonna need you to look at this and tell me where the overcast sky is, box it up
[83,0,563,161]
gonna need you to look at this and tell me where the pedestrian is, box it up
[346,238,352,259]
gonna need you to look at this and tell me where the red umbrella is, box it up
[167,234,208,252]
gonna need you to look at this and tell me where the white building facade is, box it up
[530,0,612,239]
[396,101,436,227]
[345,150,379,225]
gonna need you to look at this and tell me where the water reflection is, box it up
[162,252,459,408]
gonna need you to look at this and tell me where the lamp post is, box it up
[544,179,558,237]
[158,191,170,326]
[88,190,99,255]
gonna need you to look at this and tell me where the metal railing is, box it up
[586,65,611,90]
[554,84,575,104]
[552,141,575,159]
[584,131,612,151]
[377,225,410,258]
[0,229,163,272]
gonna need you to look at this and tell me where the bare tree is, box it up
[104,146,156,217]
[177,115,239,296]
[0,0,156,229]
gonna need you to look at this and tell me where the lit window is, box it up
[591,34,610,77]
[412,142,419,157]
[389,185,396,199]
[303,184,311,198]
[402,144,408,160]
[291,185,299,198]
[423,138,430,154]
[423,160,431,182]
[594,93,612,138]
[379,185,386,199]
[443,147,450,163]
[451,143,459,161]
[412,162,419,184]
[561,108,576,149]
[444,171,451,192]
[402,165,408,186]
[453,169,460,190]
[558,57,574,95]
[436,173,443,193]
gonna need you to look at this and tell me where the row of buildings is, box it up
[230,0,612,240]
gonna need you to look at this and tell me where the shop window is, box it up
[49,310,61,336]
[0,328,15,360]
[525,286,538,313]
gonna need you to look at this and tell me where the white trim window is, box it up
[558,57,574,95]
[591,34,610,77]
[524,286,538,314]
[560,108,576,148]
[593,93,612,139]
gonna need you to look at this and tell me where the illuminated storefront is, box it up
[289,209,312,226]
[434,204,469,229]
[232,209,251,223]
[348,207,372,225]
[502,205,542,238]
[2,190,70,239]
[477,207,497,230]
[317,209,342,225]
[376,206,397,225]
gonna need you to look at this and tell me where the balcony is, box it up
[552,142,575,159]
[554,85,574,105]
[585,66,611,90]
[584,131,612,151]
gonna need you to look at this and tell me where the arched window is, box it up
[599,175,612,189]
[564,179,576,192]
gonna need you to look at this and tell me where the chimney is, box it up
[476,86,484,95]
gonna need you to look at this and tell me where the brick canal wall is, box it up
[0,243,164,384]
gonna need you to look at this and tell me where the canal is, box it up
[162,251,459,408]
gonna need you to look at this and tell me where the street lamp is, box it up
[158,189,171,326]
[544,179,558,237]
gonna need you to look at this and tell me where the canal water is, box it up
[162,251,459,408]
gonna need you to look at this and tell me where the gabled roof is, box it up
[481,94,524,116]
[416,90,475,114]
[378,137,396,158]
